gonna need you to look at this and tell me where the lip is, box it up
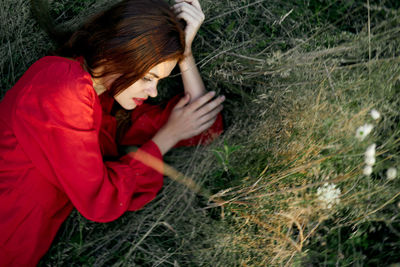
[133,97,147,106]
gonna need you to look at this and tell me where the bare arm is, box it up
[172,0,207,102]
[151,0,225,155]
[179,54,206,102]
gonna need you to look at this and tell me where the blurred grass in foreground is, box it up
[1,0,400,266]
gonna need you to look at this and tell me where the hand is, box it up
[152,91,225,154]
[172,0,205,56]
[166,91,224,141]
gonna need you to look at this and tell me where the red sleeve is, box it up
[120,93,224,147]
[12,58,163,222]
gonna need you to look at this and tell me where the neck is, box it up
[91,78,107,95]
[78,57,107,96]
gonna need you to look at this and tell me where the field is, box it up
[1,0,400,266]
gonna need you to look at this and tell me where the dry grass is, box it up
[190,9,400,264]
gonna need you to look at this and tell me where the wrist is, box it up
[183,49,192,58]
[179,53,195,72]
[152,127,179,155]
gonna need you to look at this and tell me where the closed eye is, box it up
[143,77,153,82]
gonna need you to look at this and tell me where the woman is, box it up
[0,0,224,265]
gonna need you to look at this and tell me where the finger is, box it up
[174,0,202,11]
[172,2,203,15]
[174,94,191,109]
[187,91,216,112]
[176,12,197,27]
[198,104,223,125]
[194,95,225,117]
[172,3,203,21]
[195,117,217,135]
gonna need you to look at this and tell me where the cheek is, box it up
[114,89,132,103]
[116,80,149,100]
[128,81,146,93]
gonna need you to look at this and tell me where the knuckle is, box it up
[213,105,221,114]
[203,114,212,123]
[209,115,217,124]
[211,109,219,118]
[203,115,213,124]
[204,105,212,113]
[211,100,220,109]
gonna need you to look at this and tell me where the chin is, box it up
[118,101,136,110]
[114,97,137,110]
[123,104,136,110]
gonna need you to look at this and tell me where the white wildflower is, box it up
[355,124,374,141]
[363,165,373,176]
[364,156,376,166]
[317,183,341,209]
[364,143,376,158]
[370,109,381,120]
[387,167,397,181]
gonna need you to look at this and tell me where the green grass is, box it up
[2,0,400,266]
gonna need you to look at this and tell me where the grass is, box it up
[1,0,400,266]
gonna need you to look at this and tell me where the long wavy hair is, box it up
[57,0,185,96]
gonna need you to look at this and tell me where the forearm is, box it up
[179,53,206,103]
[151,127,178,156]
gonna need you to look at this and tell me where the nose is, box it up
[146,86,158,98]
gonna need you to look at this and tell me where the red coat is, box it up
[0,56,222,266]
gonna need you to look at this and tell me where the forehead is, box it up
[147,60,178,78]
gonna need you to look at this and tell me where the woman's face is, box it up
[114,59,178,110]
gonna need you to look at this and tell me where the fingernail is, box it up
[210,91,216,96]
[220,95,225,101]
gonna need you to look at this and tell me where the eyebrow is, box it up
[148,72,160,79]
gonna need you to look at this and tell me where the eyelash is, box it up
[143,77,152,82]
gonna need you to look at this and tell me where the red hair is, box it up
[59,0,185,96]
